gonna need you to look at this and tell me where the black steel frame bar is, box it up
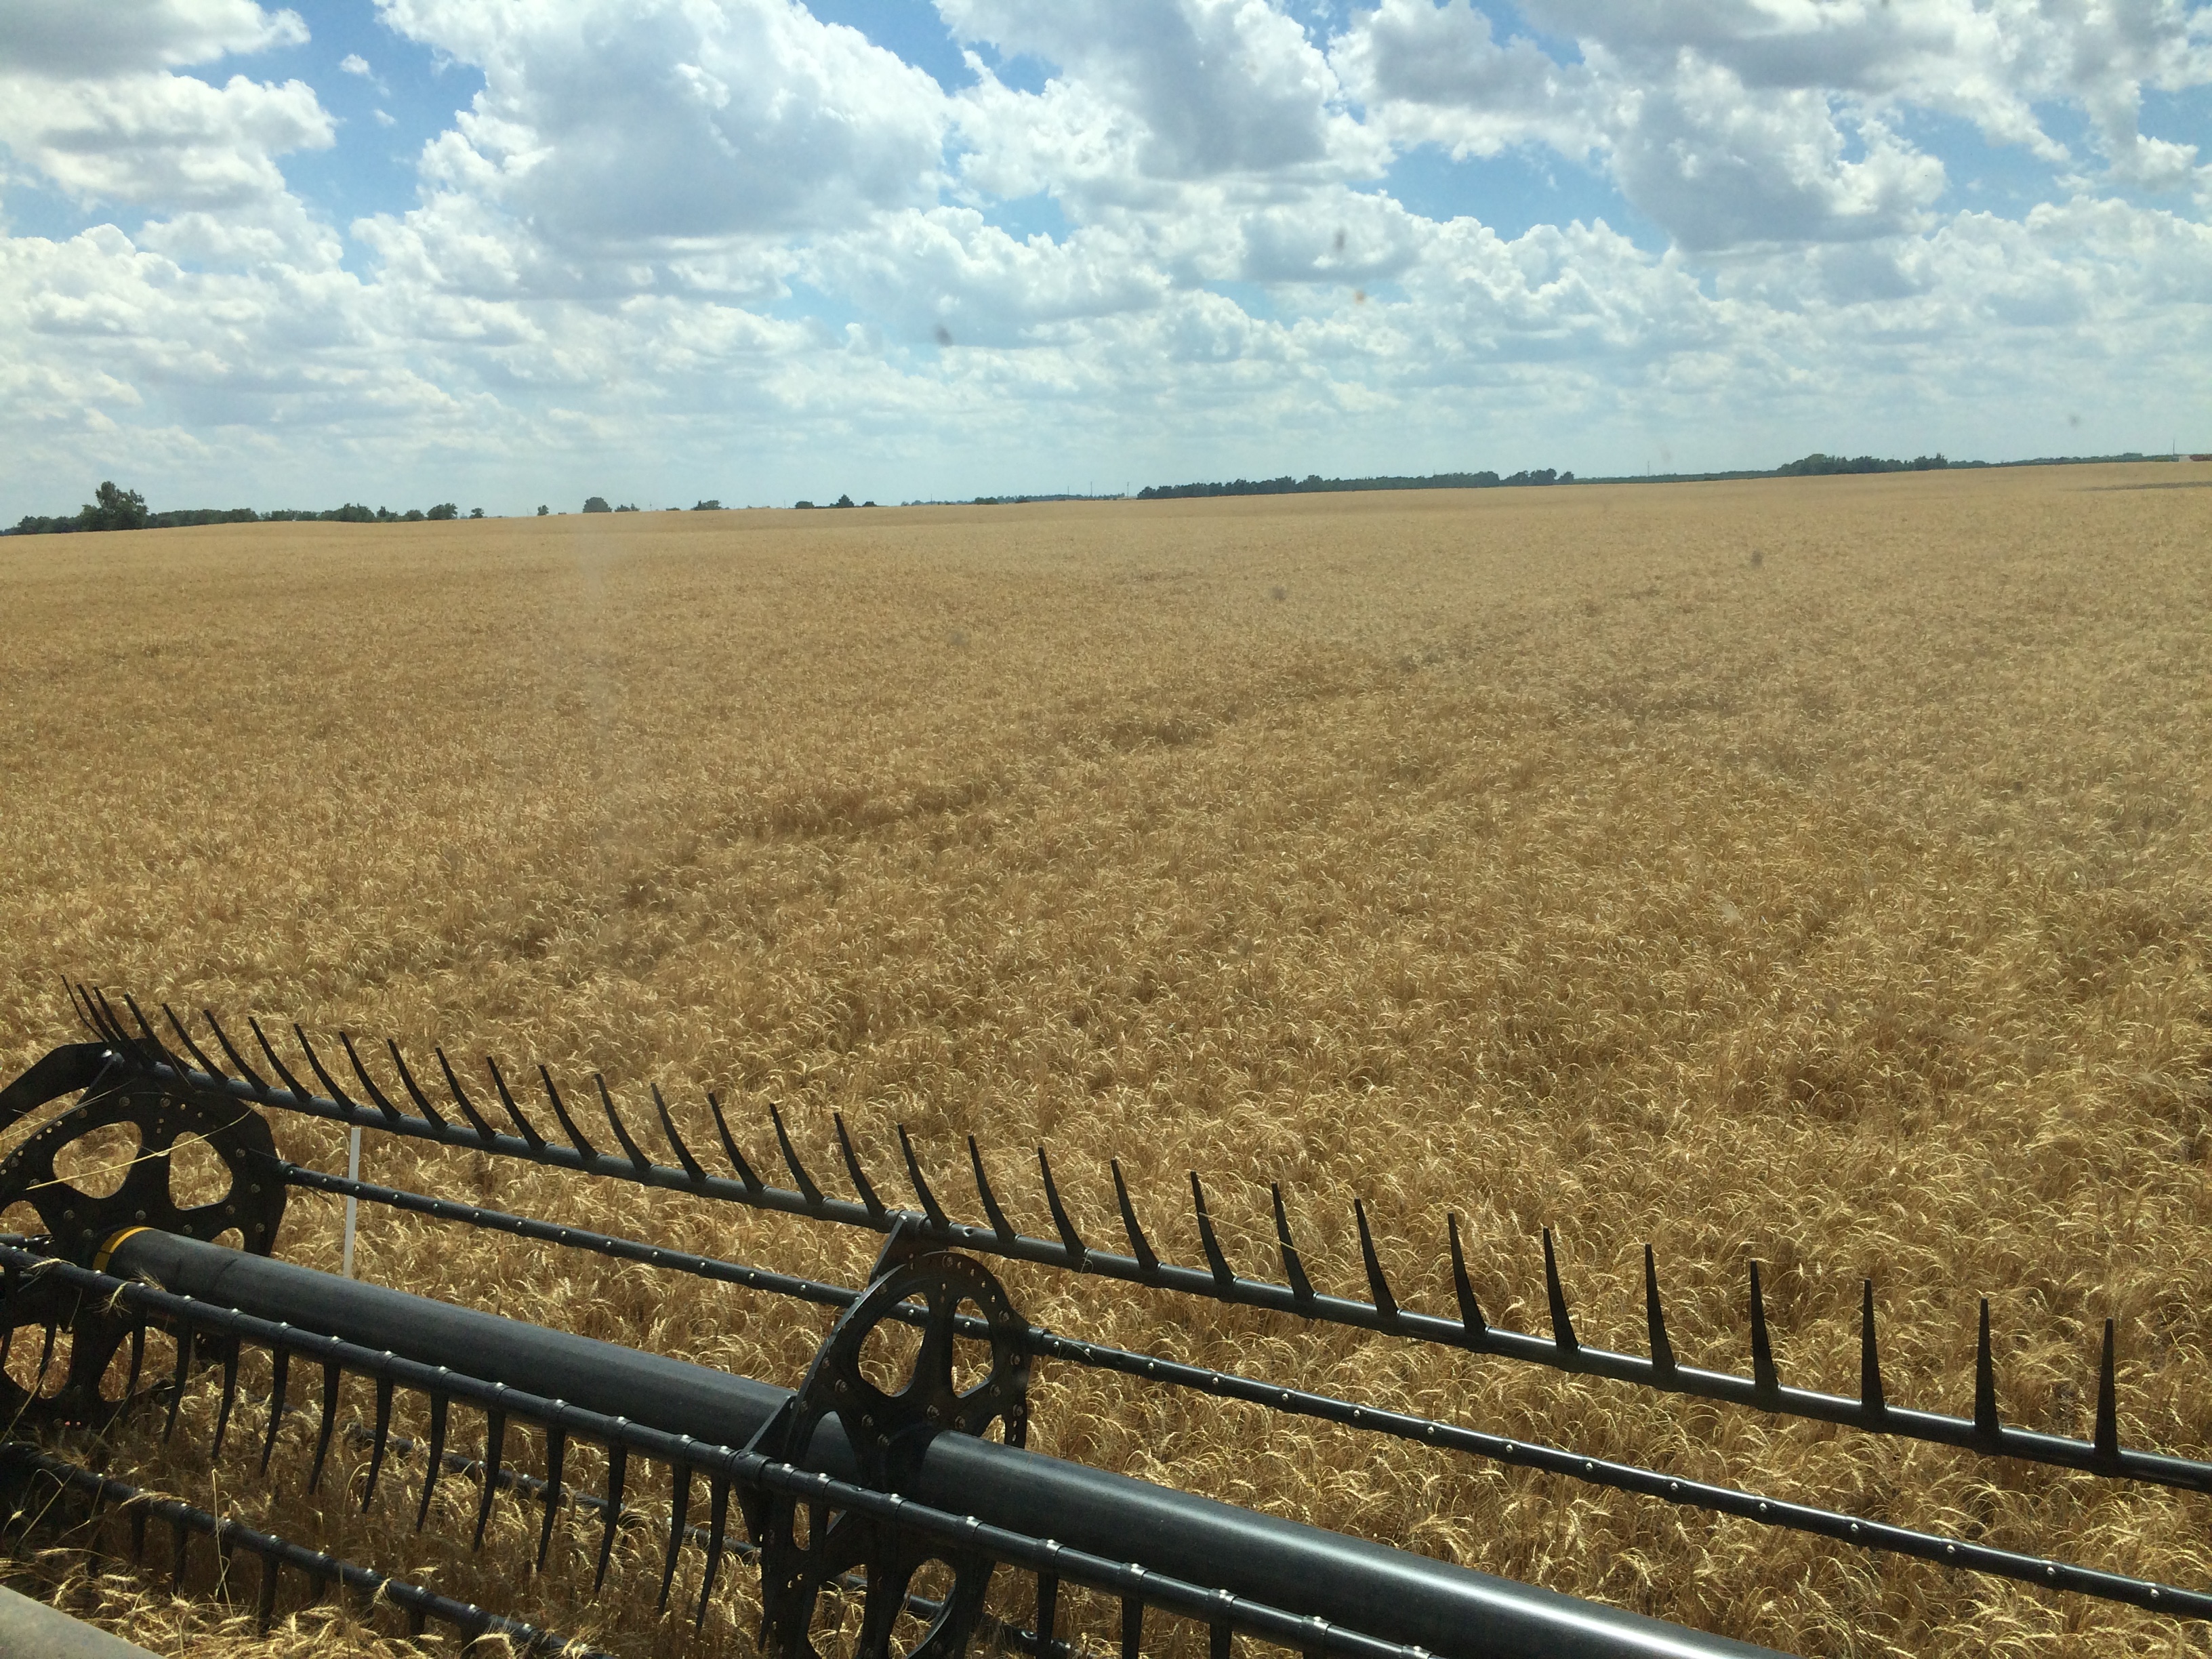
[0,1243,1491,1659]
[275,1160,2212,1624]
[62,1006,2210,1500]
[0,1441,605,1655]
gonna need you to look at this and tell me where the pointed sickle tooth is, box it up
[594,1442,628,1593]
[1644,1245,1675,1374]
[539,1066,596,1158]
[386,1042,447,1130]
[205,1010,270,1094]
[833,1113,887,1224]
[485,1056,547,1150]
[1189,1172,1233,1288]
[694,1471,731,1629]
[659,1461,693,1612]
[473,1409,508,1550]
[339,1031,405,1124]
[1748,1260,1777,1398]
[362,1376,395,1510]
[435,1048,499,1143]
[416,1393,449,1531]
[2095,1317,2120,1462]
[1353,1199,1398,1323]
[769,1104,825,1208]
[898,1125,949,1229]
[708,1092,762,1192]
[655,1084,708,1187]
[595,1075,652,1173]
[1541,1229,1578,1355]
[307,1358,342,1490]
[1111,1160,1160,1276]
[1973,1296,2000,1441]
[1039,1147,1086,1266]
[1860,1279,1885,1416]
[1446,1213,1487,1340]
[969,1136,1016,1244]
[1272,1185,1314,1303]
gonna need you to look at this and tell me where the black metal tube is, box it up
[105,1229,1785,1659]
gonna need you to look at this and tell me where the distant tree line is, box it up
[1774,453,1950,476]
[1136,468,1570,500]
[7,482,483,535]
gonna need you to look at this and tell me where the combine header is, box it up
[0,987,2203,1655]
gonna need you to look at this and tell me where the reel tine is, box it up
[163,1324,194,1443]
[416,1393,449,1530]
[659,1460,692,1612]
[1446,1213,1487,1337]
[1111,1159,1160,1275]
[1189,1173,1233,1287]
[308,1359,342,1491]
[204,1010,270,1092]
[708,1092,762,1193]
[164,1003,227,1080]
[769,1105,825,1209]
[387,1041,449,1130]
[1542,1229,1578,1354]
[65,979,100,1040]
[537,1424,566,1569]
[294,1026,355,1109]
[32,1318,57,1398]
[1272,1185,1313,1304]
[1748,1261,1777,1398]
[969,1136,1016,1244]
[129,1502,148,1564]
[655,1085,708,1187]
[121,992,182,1071]
[169,1515,190,1592]
[260,1347,289,1473]
[833,1114,887,1224]
[212,1341,241,1459]
[363,1376,395,1509]
[474,1409,508,1550]
[249,1017,314,1102]
[119,1324,147,1419]
[1121,1596,1143,1659]
[540,1067,598,1159]
[1645,1246,1675,1374]
[1860,1279,1885,1416]
[339,1032,405,1124]
[434,1048,499,1143]
[485,1057,547,1151]
[89,988,146,1061]
[2095,1317,2121,1461]
[594,1442,628,1593]
[898,1125,949,1228]
[255,1554,281,1632]
[1039,1146,1086,1265]
[596,1076,652,1173]
[1354,1199,1398,1322]
[695,1471,731,1629]
[1973,1297,1999,1440]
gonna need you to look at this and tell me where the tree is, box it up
[469,507,485,518]
[84,481,148,531]
[426,502,458,520]
[537,505,550,516]
[582,496,612,513]
[834,493,855,508]
[693,499,722,510]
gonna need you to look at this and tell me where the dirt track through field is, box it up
[2,464,2209,1656]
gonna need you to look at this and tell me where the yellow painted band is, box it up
[93,1226,150,1274]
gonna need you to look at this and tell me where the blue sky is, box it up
[1,0,2208,515]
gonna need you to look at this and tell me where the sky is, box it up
[1,0,2208,515]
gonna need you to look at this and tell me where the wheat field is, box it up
[1,464,2208,1658]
